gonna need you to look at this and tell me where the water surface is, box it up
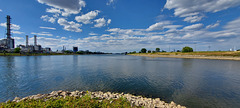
[1,55,240,108]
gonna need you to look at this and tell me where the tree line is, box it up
[128,46,194,54]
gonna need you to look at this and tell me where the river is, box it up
[0,55,240,107]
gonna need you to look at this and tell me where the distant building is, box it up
[73,46,78,53]
[0,15,15,52]
[43,47,51,53]
[17,35,50,53]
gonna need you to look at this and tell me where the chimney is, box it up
[6,15,11,39]
[26,35,28,46]
[34,35,37,46]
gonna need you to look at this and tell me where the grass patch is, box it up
[129,51,240,57]
[0,95,139,108]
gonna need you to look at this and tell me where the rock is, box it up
[13,97,20,102]
[60,91,71,97]
[50,91,58,96]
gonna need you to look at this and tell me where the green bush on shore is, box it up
[0,95,139,108]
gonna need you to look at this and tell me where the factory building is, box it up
[17,35,43,52]
[0,15,15,52]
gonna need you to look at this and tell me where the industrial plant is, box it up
[0,15,51,53]
[17,35,51,53]
[0,15,15,52]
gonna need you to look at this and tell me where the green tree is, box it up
[182,46,193,52]
[148,50,151,53]
[141,48,147,53]
[156,48,160,52]
[14,48,21,53]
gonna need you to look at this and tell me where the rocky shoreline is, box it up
[11,90,186,108]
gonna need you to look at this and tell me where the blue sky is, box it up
[0,0,240,52]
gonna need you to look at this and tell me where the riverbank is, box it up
[1,90,185,108]
[129,51,240,60]
[0,53,111,56]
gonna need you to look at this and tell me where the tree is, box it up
[156,48,160,52]
[182,46,193,52]
[148,50,151,53]
[14,48,21,53]
[141,48,147,53]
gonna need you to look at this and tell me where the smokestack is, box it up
[34,35,37,46]
[6,15,11,39]
[26,35,28,46]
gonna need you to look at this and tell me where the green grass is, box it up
[129,51,240,57]
[0,95,139,108]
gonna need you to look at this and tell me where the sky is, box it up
[0,0,240,53]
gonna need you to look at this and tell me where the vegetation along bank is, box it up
[0,90,185,108]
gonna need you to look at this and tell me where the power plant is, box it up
[0,15,15,51]
[0,15,51,53]
[17,35,51,53]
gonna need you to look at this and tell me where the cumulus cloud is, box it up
[0,23,20,30]
[46,8,61,14]
[40,26,56,30]
[164,0,240,22]
[41,15,56,23]
[75,10,100,24]
[58,18,82,32]
[94,18,111,28]
[38,0,86,16]
[31,32,53,36]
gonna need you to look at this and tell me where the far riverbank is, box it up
[129,51,240,60]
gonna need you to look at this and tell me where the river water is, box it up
[0,55,240,107]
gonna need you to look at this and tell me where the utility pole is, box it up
[194,43,196,52]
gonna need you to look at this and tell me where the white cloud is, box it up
[58,18,82,32]
[0,23,20,30]
[89,32,98,36]
[94,18,110,28]
[40,26,56,30]
[224,17,240,30]
[0,9,2,12]
[183,15,204,23]
[183,23,204,30]
[41,15,56,23]
[107,19,111,25]
[31,32,53,36]
[206,21,220,29]
[38,0,86,16]
[106,0,115,5]
[146,21,171,31]
[75,10,100,24]
[46,8,61,14]
[164,0,240,22]
[146,21,182,31]
[12,31,24,34]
